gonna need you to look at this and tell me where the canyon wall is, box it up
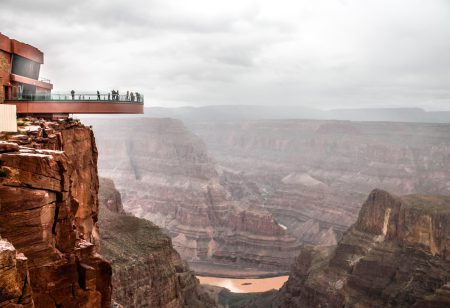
[88,118,300,274]
[98,177,215,307]
[274,189,450,307]
[0,120,111,307]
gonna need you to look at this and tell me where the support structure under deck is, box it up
[7,100,144,116]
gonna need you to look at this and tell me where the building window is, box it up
[11,54,40,80]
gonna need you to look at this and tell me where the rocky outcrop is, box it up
[99,177,124,214]
[275,189,450,307]
[98,177,215,307]
[0,238,34,307]
[0,120,111,307]
[87,118,300,274]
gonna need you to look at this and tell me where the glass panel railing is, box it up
[39,77,51,84]
[6,92,144,103]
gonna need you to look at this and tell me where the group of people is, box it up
[109,90,120,101]
[106,90,142,102]
[69,90,143,102]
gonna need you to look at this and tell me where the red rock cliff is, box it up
[0,120,112,307]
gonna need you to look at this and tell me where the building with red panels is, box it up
[0,33,53,102]
[0,33,143,119]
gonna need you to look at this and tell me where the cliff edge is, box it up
[0,120,111,307]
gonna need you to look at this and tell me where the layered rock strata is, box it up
[86,117,450,274]
[189,119,450,246]
[275,189,450,307]
[0,120,111,307]
[87,118,300,273]
[98,177,215,307]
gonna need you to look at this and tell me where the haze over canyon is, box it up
[84,107,450,277]
[2,108,450,307]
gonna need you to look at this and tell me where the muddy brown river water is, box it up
[197,275,289,293]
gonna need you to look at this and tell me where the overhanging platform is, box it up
[5,100,144,115]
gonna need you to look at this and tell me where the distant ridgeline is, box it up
[142,105,450,123]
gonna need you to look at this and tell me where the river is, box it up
[197,275,289,293]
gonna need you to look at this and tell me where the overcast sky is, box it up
[1,0,449,110]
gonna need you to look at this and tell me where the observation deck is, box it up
[5,92,144,117]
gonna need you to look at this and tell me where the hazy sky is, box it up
[1,0,449,110]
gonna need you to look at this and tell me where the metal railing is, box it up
[6,92,144,104]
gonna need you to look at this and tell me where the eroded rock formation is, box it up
[0,120,111,307]
[98,177,216,307]
[275,189,450,307]
[190,119,450,246]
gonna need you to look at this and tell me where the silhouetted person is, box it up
[111,90,116,100]
[71,90,75,100]
[116,90,120,101]
[126,90,129,101]
[97,90,100,100]
[130,92,135,102]
[136,92,140,102]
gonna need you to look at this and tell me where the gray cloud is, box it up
[1,0,449,110]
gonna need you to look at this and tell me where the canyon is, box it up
[1,115,450,307]
[88,118,299,275]
[190,119,450,240]
[86,116,450,276]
